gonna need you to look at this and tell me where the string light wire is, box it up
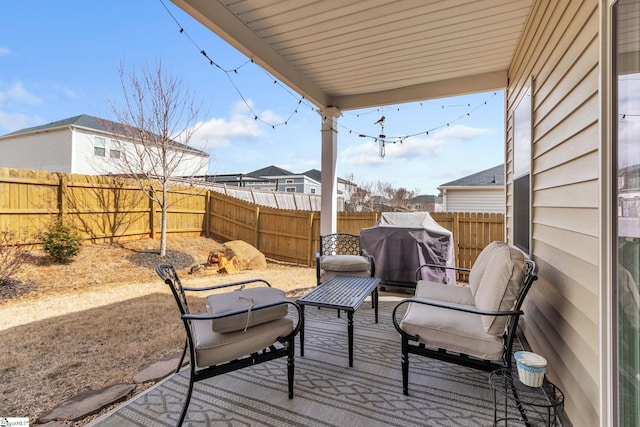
[159,0,500,146]
[159,0,312,128]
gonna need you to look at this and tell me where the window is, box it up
[513,86,532,254]
[109,139,121,159]
[285,179,294,183]
[310,188,316,194]
[614,1,640,424]
[94,136,106,157]
[285,187,295,193]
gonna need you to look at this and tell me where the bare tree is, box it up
[106,60,208,256]
[390,186,417,209]
[346,176,419,212]
[376,181,396,203]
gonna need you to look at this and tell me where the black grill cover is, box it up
[360,212,455,284]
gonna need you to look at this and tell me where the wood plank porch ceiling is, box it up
[172,0,533,110]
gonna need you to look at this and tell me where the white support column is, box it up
[319,107,341,235]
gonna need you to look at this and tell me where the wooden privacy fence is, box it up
[207,191,505,275]
[207,191,379,266]
[0,168,504,275]
[0,168,206,243]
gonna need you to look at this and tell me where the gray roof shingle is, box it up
[2,114,208,155]
[248,165,295,177]
[440,164,504,187]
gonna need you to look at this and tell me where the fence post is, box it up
[205,191,211,237]
[149,196,155,239]
[58,173,67,223]
[453,212,460,270]
[307,211,314,266]
[254,206,260,248]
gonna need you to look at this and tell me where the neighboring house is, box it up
[204,166,356,198]
[302,169,356,201]
[247,165,321,194]
[205,165,320,194]
[203,173,271,187]
[438,165,505,213]
[0,114,209,176]
[407,195,443,212]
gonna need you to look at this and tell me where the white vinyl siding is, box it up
[0,128,73,172]
[506,1,599,425]
[74,128,110,175]
[442,188,505,213]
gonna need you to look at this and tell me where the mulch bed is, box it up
[128,249,195,270]
[0,278,35,300]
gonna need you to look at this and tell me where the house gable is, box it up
[439,164,505,213]
[0,114,209,176]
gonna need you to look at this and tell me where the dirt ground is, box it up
[0,235,317,425]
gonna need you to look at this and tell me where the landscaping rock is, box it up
[134,351,188,383]
[37,383,135,423]
[223,240,267,270]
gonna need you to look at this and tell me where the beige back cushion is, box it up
[206,287,288,333]
[468,241,506,297]
[473,245,526,335]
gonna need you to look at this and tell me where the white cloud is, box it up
[341,124,489,165]
[429,124,489,143]
[232,99,284,124]
[341,140,387,166]
[0,111,39,133]
[0,47,10,56]
[191,100,277,149]
[0,81,42,105]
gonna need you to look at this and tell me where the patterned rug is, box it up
[90,299,519,426]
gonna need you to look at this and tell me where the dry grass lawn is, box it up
[0,235,317,424]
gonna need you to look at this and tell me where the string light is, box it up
[347,97,483,118]
[159,0,313,128]
[340,92,499,149]
[160,0,499,140]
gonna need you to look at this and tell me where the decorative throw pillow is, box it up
[206,287,288,333]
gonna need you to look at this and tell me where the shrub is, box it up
[0,229,28,286]
[42,221,81,262]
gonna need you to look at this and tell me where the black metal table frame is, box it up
[297,275,380,367]
[489,368,564,427]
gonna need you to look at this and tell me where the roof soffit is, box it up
[171,0,533,110]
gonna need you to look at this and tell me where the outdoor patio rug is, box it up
[91,298,526,426]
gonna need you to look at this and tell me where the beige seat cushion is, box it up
[415,281,475,306]
[400,302,504,361]
[206,287,288,333]
[474,245,526,335]
[468,241,505,297]
[320,255,370,272]
[191,317,294,367]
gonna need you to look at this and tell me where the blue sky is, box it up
[0,0,505,195]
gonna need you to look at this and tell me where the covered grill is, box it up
[360,212,455,286]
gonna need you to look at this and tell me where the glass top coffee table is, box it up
[297,275,380,367]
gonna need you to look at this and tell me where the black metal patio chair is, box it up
[316,233,375,286]
[156,263,303,426]
[392,242,538,394]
